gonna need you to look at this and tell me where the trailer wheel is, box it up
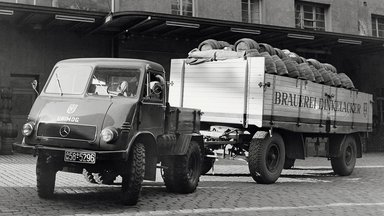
[284,158,296,169]
[121,142,145,205]
[331,135,357,176]
[36,154,57,199]
[248,133,285,184]
[162,141,202,193]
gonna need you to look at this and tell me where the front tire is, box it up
[331,135,357,176]
[162,141,202,193]
[36,154,57,199]
[248,132,285,184]
[121,142,145,205]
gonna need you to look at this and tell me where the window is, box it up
[45,65,92,95]
[143,72,165,103]
[242,0,261,23]
[171,0,194,16]
[89,68,140,97]
[372,15,384,38]
[295,1,327,31]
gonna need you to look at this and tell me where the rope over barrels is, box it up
[186,38,355,90]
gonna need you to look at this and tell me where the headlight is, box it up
[22,122,34,136]
[101,127,117,143]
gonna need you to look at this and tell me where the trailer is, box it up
[169,57,373,184]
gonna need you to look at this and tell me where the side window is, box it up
[144,72,165,103]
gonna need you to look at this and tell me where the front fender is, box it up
[158,133,203,156]
[127,131,157,181]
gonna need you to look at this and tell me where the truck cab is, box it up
[16,58,203,205]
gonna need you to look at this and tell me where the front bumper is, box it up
[13,142,129,161]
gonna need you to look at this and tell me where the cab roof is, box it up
[57,58,165,72]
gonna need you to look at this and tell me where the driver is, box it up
[117,81,129,96]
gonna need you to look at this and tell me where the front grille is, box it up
[37,123,96,141]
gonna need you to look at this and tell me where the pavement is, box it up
[0,152,384,216]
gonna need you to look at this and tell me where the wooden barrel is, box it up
[234,38,259,51]
[0,88,12,99]
[198,39,221,51]
[329,72,342,87]
[259,43,276,55]
[274,48,287,59]
[319,68,335,86]
[271,55,288,76]
[282,57,300,78]
[260,52,277,74]
[309,65,324,84]
[1,122,18,138]
[0,109,11,123]
[0,137,14,155]
[338,73,355,89]
[297,63,315,81]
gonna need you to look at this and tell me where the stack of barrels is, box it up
[194,38,355,89]
[0,88,17,155]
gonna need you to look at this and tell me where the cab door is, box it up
[138,70,166,137]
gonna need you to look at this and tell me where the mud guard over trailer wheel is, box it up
[331,135,357,176]
[248,132,285,184]
[162,141,202,193]
[36,154,57,199]
[121,142,145,206]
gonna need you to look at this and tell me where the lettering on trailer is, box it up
[274,91,364,114]
[57,116,80,123]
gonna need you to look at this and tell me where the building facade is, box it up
[1,0,384,151]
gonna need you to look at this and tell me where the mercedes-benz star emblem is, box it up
[59,125,71,138]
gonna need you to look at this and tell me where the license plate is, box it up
[64,150,96,164]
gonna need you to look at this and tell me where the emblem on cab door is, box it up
[59,125,71,137]
[66,104,78,114]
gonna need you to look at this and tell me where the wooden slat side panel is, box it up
[247,57,265,127]
[263,73,372,133]
[169,59,184,107]
[182,58,247,124]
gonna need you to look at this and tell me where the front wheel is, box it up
[121,142,145,205]
[248,132,285,184]
[331,135,357,176]
[162,141,202,193]
[36,154,57,199]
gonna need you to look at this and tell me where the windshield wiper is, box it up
[55,73,63,96]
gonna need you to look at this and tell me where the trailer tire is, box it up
[121,142,145,205]
[248,133,285,184]
[36,154,57,199]
[162,141,202,193]
[331,135,357,176]
[284,157,295,169]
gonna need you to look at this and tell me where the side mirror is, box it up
[31,80,39,95]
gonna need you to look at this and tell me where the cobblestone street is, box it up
[1,153,384,216]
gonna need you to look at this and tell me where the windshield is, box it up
[88,67,140,97]
[45,65,92,95]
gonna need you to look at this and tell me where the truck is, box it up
[169,57,373,184]
[14,58,204,205]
